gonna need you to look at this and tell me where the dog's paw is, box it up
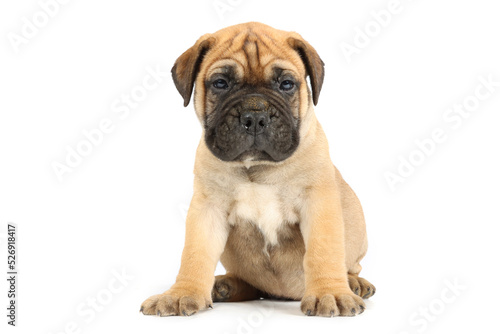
[212,276,234,302]
[300,290,365,317]
[140,289,211,317]
[212,274,265,302]
[348,274,376,299]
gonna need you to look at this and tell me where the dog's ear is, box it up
[287,37,325,106]
[171,35,216,107]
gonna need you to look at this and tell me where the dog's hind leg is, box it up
[348,273,376,299]
[212,273,265,302]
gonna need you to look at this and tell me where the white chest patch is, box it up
[228,182,301,245]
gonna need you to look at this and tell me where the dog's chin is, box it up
[234,149,274,162]
[216,148,297,170]
[231,150,283,169]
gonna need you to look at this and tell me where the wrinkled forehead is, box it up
[200,31,307,83]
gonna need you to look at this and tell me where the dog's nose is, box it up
[240,111,270,135]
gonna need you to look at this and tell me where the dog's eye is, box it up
[213,79,229,89]
[279,80,294,91]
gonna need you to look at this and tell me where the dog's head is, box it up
[171,22,324,163]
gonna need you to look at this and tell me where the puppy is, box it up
[141,22,375,317]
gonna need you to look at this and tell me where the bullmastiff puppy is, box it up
[141,22,375,317]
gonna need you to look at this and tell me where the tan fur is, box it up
[141,22,374,318]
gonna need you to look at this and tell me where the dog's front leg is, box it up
[300,180,365,317]
[141,191,228,316]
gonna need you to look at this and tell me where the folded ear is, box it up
[171,35,216,107]
[287,37,325,106]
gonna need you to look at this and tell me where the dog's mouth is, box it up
[205,109,299,162]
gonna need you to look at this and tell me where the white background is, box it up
[1,0,499,333]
